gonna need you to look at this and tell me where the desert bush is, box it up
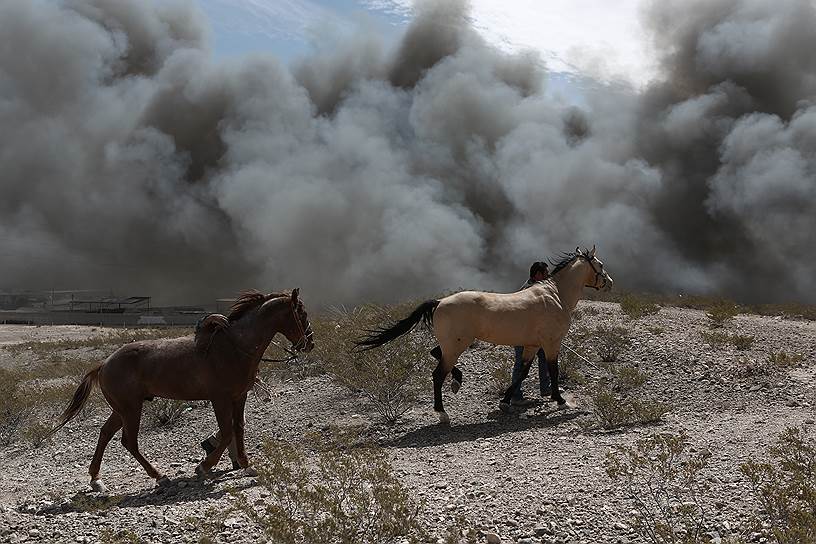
[143,398,194,428]
[589,384,668,430]
[0,368,35,446]
[594,325,632,362]
[317,304,431,424]
[706,301,740,328]
[606,432,711,544]
[587,363,667,430]
[582,305,601,316]
[741,427,816,544]
[700,331,754,351]
[619,293,661,320]
[766,351,804,368]
[730,334,755,350]
[230,430,425,544]
[99,528,144,544]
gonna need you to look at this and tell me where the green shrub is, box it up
[706,301,740,328]
[741,427,816,544]
[230,431,425,544]
[594,325,632,362]
[619,294,661,320]
[318,304,431,424]
[605,432,711,544]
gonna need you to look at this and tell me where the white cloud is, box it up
[363,0,653,86]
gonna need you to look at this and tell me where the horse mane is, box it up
[228,290,289,322]
[548,248,591,276]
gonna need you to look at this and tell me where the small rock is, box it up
[485,532,501,544]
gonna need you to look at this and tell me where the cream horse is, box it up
[356,246,613,423]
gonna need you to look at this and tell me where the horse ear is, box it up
[292,288,300,302]
[590,245,596,257]
[575,246,580,254]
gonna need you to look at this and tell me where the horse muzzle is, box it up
[602,274,614,292]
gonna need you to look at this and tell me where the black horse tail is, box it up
[354,300,440,351]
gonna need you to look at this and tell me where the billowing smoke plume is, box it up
[0,0,814,306]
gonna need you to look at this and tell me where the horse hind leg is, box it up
[450,366,463,394]
[119,402,167,485]
[88,412,122,493]
[431,346,463,395]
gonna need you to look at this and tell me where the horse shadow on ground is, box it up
[27,470,257,517]
[387,406,585,449]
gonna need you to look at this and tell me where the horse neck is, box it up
[232,298,289,361]
[552,260,589,313]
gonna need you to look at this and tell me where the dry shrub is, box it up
[143,398,194,429]
[594,324,632,362]
[700,331,755,351]
[619,293,661,320]
[706,301,740,328]
[99,528,143,544]
[766,351,804,368]
[741,427,816,544]
[0,368,35,445]
[606,432,711,544]
[318,304,431,424]
[230,430,425,544]
[588,363,667,430]
[582,305,601,317]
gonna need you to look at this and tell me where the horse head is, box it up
[275,288,315,353]
[578,245,613,292]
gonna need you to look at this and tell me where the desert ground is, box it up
[0,300,814,544]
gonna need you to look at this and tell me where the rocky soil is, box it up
[1,301,814,543]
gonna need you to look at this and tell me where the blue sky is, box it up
[196,0,650,89]
[198,0,408,63]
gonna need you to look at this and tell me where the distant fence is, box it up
[0,311,205,327]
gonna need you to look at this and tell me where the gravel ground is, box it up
[1,301,814,543]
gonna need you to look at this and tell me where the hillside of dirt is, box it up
[0,301,814,544]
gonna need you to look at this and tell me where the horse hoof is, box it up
[90,479,107,493]
[450,379,461,394]
[195,464,210,477]
[242,467,258,477]
[437,412,450,425]
[499,401,512,414]
[553,396,567,406]
[156,476,172,487]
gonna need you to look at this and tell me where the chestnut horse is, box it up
[356,247,613,423]
[51,289,314,492]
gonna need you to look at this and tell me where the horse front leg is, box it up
[501,358,533,406]
[431,363,447,423]
[196,398,234,475]
[232,394,249,470]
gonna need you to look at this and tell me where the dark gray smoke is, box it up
[0,0,814,306]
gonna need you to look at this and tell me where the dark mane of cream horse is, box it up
[51,289,314,492]
[356,246,613,423]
